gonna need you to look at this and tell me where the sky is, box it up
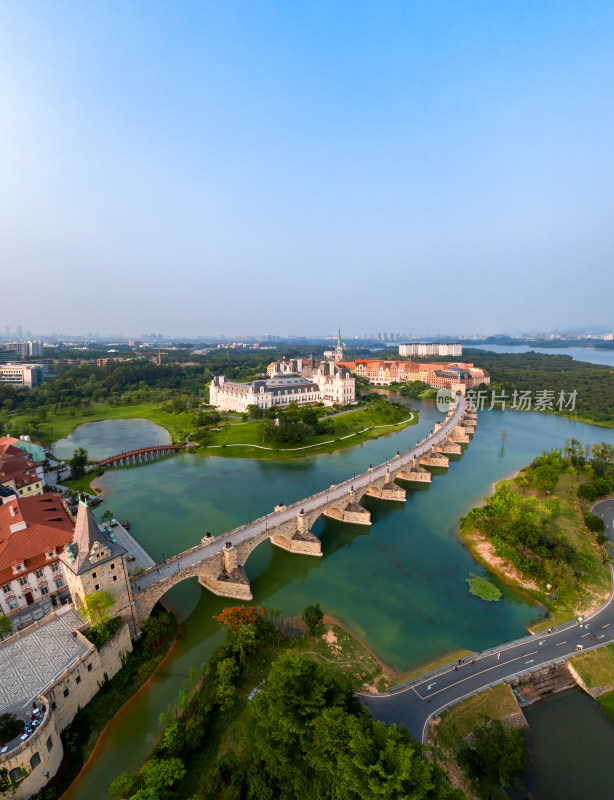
[1,1,613,338]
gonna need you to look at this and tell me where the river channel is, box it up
[60,399,614,799]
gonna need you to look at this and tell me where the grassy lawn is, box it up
[61,471,105,495]
[199,404,418,460]
[428,683,522,800]
[572,643,614,689]
[459,470,611,632]
[12,401,193,447]
[429,683,520,752]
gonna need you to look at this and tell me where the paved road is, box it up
[360,496,614,742]
[133,397,467,592]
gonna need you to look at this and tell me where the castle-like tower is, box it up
[58,499,139,636]
[334,328,343,364]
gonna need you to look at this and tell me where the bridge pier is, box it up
[198,543,253,600]
[437,440,462,456]
[270,511,322,556]
[396,459,432,484]
[450,426,470,443]
[364,469,406,501]
[323,489,371,525]
[420,449,449,468]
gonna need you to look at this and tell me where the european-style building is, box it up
[0,493,73,617]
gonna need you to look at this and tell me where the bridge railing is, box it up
[132,399,466,585]
[420,638,614,743]
[388,593,612,695]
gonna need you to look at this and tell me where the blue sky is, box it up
[1,1,613,337]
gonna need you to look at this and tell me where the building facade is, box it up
[0,363,50,389]
[0,443,45,498]
[59,499,140,637]
[0,607,132,800]
[398,342,463,357]
[0,493,73,617]
[213,357,356,413]
[339,359,489,389]
[210,374,322,413]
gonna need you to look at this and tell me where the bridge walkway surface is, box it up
[359,497,614,741]
[132,395,467,594]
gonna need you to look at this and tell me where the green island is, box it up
[459,439,614,631]
[195,396,417,460]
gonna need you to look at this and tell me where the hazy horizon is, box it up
[2,1,613,337]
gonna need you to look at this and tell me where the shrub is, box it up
[584,512,605,533]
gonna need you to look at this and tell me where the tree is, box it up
[533,464,560,493]
[101,509,114,523]
[70,447,88,479]
[458,718,526,787]
[216,657,239,711]
[214,605,265,632]
[302,603,324,635]
[161,721,184,755]
[139,757,186,795]
[584,512,605,533]
[109,772,138,799]
[245,654,462,800]
[79,590,115,629]
[0,615,12,641]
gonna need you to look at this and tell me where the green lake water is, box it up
[59,400,614,799]
[52,418,171,461]
[521,689,614,799]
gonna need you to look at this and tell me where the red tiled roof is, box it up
[0,494,74,583]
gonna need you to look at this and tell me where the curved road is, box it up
[360,497,614,741]
[133,396,467,592]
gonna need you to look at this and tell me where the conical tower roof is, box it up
[60,498,125,575]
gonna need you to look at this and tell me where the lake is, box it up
[52,418,171,461]
[60,402,614,799]
[469,343,614,368]
[521,689,614,799]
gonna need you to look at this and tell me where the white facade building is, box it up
[0,363,50,388]
[398,343,462,358]
[211,360,356,413]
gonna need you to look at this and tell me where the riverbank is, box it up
[458,463,612,632]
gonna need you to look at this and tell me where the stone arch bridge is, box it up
[130,397,475,625]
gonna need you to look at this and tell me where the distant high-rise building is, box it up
[16,325,22,338]
[399,342,462,357]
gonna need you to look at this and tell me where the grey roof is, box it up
[60,500,126,575]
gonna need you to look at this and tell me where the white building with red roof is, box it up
[0,494,74,617]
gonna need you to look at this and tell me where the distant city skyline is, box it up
[2,1,613,335]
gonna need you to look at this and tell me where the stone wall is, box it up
[45,622,132,731]
[0,622,131,800]
[1,698,62,800]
